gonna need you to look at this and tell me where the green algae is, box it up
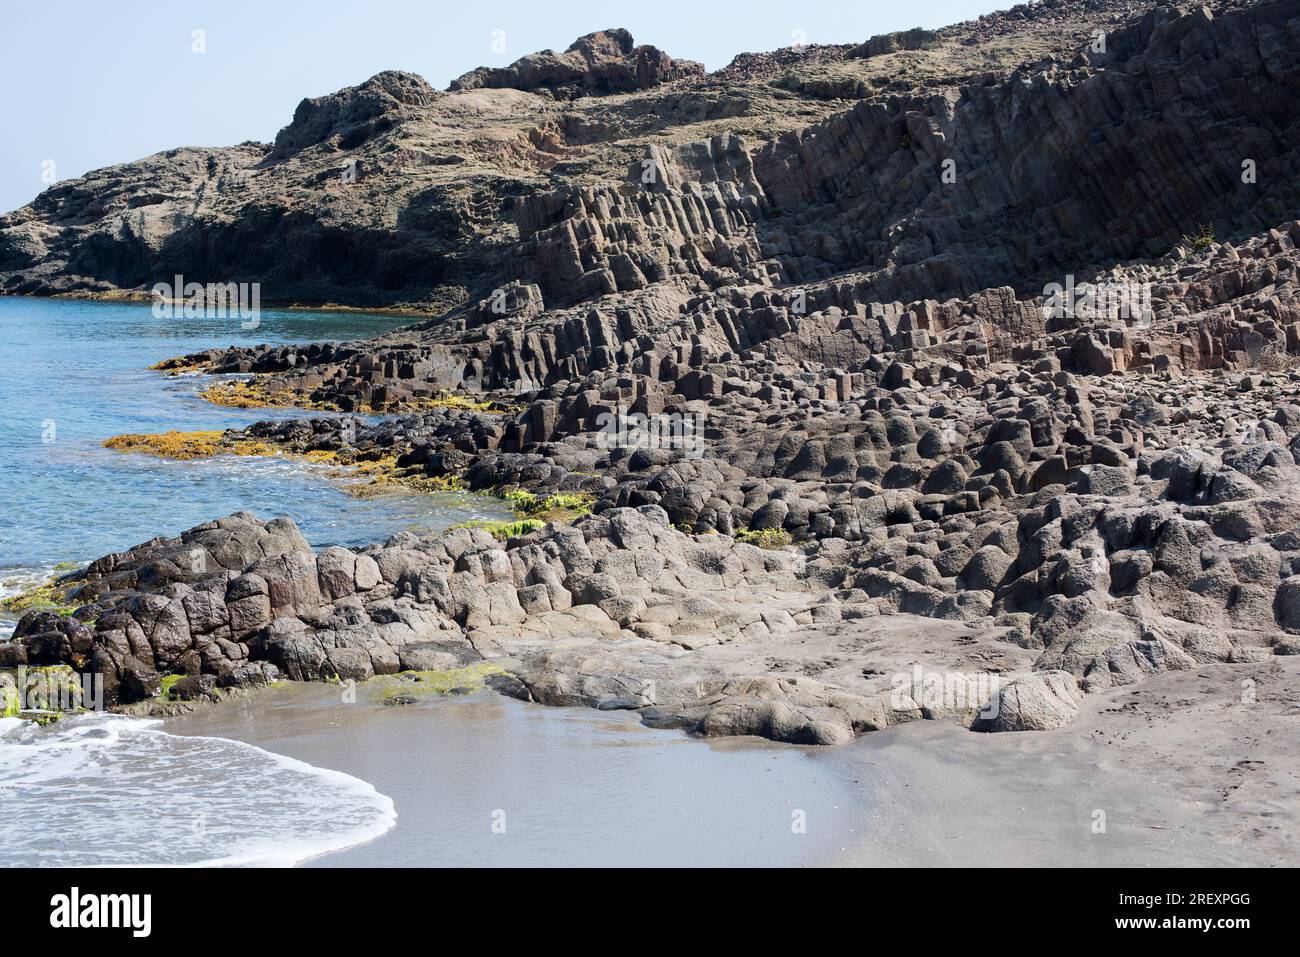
[159,673,185,701]
[372,662,507,705]
[497,489,595,523]
[0,580,78,615]
[455,519,546,541]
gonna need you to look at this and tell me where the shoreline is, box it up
[163,682,863,867]
[7,643,1292,866]
[0,708,398,867]
[5,0,1300,874]
[159,658,1298,867]
[8,264,1300,760]
[2,306,1297,867]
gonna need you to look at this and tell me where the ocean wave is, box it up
[1,563,67,640]
[0,713,396,867]
[0,564,61,603]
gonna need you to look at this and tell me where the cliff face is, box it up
[59,0,1296,401]
[4,0,1259,314]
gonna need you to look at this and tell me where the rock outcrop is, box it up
[7,0,1300,745]
[449,29,705,98]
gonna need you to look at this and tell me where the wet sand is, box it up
[167,656,1300,867]
[166,683,864,867]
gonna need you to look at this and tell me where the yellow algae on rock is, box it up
[103,430,277,461]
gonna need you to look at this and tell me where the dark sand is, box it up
[167,683,863,867]
[829,657,1299,867]
[167,656,1299,867]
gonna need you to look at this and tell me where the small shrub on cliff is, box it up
[1184,224,1216,253]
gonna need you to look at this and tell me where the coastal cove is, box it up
[161,661,1296,868]
[0,296,507,636]
[0,296,856,868]
[4,0,1300,875]
[0,292,1293,868]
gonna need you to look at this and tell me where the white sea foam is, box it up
[0,564,63,640]
[0,564,62,604]
[0,713,396,867]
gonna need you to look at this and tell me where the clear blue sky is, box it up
[0,0,1006,215]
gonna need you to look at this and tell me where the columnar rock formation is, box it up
[6,0,1300,743]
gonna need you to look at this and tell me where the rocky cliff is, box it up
[8,0,1300,753]
[3,1,1201,310]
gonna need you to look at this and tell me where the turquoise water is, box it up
[0,296,504,623]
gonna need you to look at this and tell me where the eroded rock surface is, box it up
[7,1,1300,744]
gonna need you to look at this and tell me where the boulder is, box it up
[971,671,1083,732]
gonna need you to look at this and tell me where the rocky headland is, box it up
[4,0,1300,775]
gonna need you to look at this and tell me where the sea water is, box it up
[0,296,489,865]
[0,713,396,866]
[0,296,505,636]
[0,297,860,868]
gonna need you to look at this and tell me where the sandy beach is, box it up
[165,655,1299,867]
[829,655,1300,867]
[165,681,864,867]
